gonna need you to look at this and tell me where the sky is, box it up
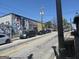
[0,0,79,22]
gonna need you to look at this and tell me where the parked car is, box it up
[20,31,29,39]
[20,30,37,39]
[28,30,36,38]
[37,30,46,35]
[64,29,69,32]
[71,29,76,36]
[52,29,57,31]
[0,34,11,45]
[45,29,51,33]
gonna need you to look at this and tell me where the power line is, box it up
[0,3,25,14]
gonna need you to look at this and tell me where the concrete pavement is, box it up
[0,31,71,59]
[0,32,58,59]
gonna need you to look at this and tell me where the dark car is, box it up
[71,30,76,36]
[45,29,51,33]
[20,31,29,39]
[28,30,36,38]
[37,30,46,35]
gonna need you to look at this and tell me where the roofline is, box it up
[0,13,13,18]
[0,13,42,23]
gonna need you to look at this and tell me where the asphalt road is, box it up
[0,31,72,59]
[0,32,58,59]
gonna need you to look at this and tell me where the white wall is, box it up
[25,19,29,31]
[0,14,12,25]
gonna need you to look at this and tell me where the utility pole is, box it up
[74,12,79,59]
[40,7,44,30]
[56,0,64,48]
[56,0,65,58]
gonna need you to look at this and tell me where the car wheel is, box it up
[26,36,29,38]
[6,39,11,44]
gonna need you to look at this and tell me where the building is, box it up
[0,13,44,38]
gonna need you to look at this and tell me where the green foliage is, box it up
[63,18,71,29]
[45,21,52,28]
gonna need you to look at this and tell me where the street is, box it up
[0,31,72,59]
[0,0,78,59]
[0,32,58,59]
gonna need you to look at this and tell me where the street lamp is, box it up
[40,8,44,30]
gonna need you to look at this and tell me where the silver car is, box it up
[0,34,11,45]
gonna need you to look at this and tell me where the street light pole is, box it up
[40,8,44,30]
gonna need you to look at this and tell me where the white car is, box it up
[0,34,11,45]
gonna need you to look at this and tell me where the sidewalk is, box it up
[64,31,74,40]
[11,37,19,41]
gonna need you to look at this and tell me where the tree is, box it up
[45,21,52,29]
[63,18,71,30]
[51,17,70,30]
[52,17,57,30]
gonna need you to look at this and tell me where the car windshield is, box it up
[0,35,5,38]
